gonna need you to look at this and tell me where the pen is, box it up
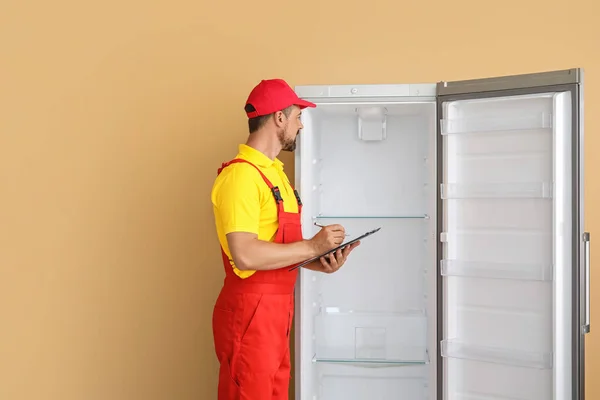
[314,222,350,236]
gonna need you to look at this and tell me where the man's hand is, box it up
[305,241,361,274]
[308,224,346,254]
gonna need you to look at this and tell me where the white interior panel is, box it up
[311,103,433,217]
[314,217,428,313]
[314,310,428,363]
[441,92,573,400]
[295,99,437,400]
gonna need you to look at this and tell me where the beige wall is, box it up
[1,0,598,399]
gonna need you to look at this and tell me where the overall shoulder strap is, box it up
[217,158,283,205]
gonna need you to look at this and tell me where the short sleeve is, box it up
[212,164,261,235]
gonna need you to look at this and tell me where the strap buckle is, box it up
[271,186,283,203]
[293,189,303,206]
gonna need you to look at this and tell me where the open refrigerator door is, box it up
[437,69,586,400]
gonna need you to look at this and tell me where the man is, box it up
[210,78,360,399]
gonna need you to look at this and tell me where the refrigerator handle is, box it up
[582,232,591,334]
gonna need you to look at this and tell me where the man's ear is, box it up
[273,110,286,127]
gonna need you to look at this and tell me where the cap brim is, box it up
[295,99,316,109]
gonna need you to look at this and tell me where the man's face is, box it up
[277,106,303,152]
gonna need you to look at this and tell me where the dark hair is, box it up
[245,104,294,133]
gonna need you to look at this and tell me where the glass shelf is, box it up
[441,339,552,370]
[319,307,426,316]
[313,346,430,366]
[440,112,552,135]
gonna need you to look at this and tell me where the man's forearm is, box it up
[228,233,319,271]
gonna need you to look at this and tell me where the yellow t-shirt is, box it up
[211,144,299,278]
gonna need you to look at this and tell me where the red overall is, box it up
[212,158,302,400]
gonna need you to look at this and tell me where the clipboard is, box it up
[288,227,381,271]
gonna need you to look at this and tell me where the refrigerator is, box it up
[292,68,589,400]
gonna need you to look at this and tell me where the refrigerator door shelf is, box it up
[440,230,552,266]
[439,92,555,136]
[440,111,553,135]
[440,259,553,282]
[441,339,553,370]
[440,182,553,199]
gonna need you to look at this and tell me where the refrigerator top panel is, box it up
[437,68,583,96]
[295,83,436,100]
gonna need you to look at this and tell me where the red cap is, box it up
[244,79,316,118]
